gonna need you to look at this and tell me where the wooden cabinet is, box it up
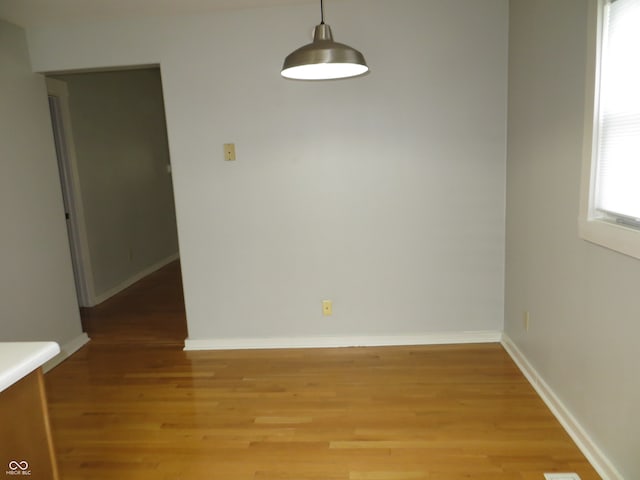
[0,343,60,479]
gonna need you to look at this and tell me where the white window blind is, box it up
[595,0,640,222]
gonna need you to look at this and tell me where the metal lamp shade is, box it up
[281,24,369,80]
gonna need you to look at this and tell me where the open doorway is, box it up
[46,67,187,346]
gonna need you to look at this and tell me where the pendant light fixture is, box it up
[281,0,369,80]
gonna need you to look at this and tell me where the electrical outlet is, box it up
[523,311,530,331]
[322,300,332,316]
[224,143,236,161]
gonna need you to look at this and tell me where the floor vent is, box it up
[544,474,581,480]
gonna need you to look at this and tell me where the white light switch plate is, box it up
[544,474,581,480]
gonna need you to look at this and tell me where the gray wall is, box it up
[506,1,639,478]
[0,20,83,345]
[55,69,179,301]
[26,0,509,344]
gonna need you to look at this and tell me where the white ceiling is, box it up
[0,0,319,28]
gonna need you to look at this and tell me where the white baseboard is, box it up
[184,330,502,351]
[43,332,90,372]
[90,252,179,306]
[501,334,622,480]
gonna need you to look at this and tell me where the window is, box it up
[579,0,640,259]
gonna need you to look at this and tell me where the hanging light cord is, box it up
[320,0,325,24]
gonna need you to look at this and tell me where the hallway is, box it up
[80,260,187,346]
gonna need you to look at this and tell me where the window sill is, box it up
[579,217,640,260]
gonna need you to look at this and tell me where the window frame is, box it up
[579,0,640,260]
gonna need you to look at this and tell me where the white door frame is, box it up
[47,77,96,307]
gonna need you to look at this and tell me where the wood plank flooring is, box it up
[44,264,600,480]
[79,261,187,346]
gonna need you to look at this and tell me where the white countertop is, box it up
[0,342,60,393]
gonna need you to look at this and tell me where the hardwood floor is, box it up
[79,261,188,346]
[44,266,600,480]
